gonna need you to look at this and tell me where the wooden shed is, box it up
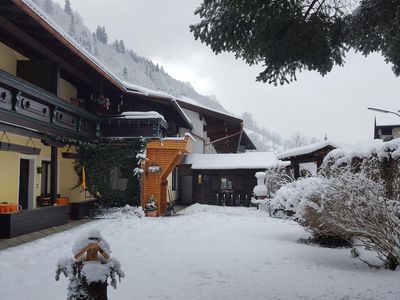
[277,141,339,179]
[178,152,288,206]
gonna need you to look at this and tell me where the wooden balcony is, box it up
[0,69,168,140]
[0,68,99,139]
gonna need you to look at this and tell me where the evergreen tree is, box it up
[112,39,120,52]
[191,0,400,85]
[118,40,125,54]
[64,0,72,16]
[95,26,108,44]
[68,13,76,36]
[43,0,53,14]
[122,67,128,79]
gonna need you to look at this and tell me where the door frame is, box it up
[18,156,36,209]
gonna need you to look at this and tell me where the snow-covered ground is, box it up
[0,204,399,299]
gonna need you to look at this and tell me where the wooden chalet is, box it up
[277,141,339,179]
[178,152,286,206]
[122,83,258,214]
[373,116,400,142]
[0,0,260,231]
[0,0,192,237]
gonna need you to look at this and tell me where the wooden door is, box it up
[180,175,193,204]
[19,159,30,210]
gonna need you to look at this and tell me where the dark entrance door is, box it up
[19,159,30,209]
[180,175,193,204]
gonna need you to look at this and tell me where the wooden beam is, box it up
[0,15,97,87]
[50,145,58,205]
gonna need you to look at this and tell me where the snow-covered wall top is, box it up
[277,140,340,160]
[324,138,400,165]
[181,152,289,170]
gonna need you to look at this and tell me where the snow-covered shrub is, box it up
[264,166,294,198]
[271,168,400,269]
[269,177,324,217]
[322,139,400,201]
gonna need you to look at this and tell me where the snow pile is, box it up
[277,140,340,160]
[90,205,145,219]
[2,205,400,299]
[120,111,166,121]
[180,203,266,218]
[72,230,111,258]
[324,138,400,166]
[81,258,124,287]
[181,152,289,170]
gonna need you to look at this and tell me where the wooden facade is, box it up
[141,135,194,215]
[182,169,262,206]
[279,145,337,179]
[0,0,195,234]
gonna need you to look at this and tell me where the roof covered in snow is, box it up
[277,140,340,160]
[374,113,400,127]
[180,152,289,170]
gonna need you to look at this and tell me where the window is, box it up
[220,177,233,190]
[40,160,51,195]
[109,166,128,191]
[172,168,178,191]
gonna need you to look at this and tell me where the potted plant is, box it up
[144,195,158,217]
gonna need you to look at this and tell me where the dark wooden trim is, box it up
[62,152,86,160]
[0,205,68,238]
[0,69,98,122]
[50,145,57,205]
[70,199,98,220]
[0,141,41,154]
[0,108,89,139]
[0,121,46,140]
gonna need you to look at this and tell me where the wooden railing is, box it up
[0,68,99,139]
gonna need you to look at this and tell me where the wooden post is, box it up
[293,162,300,179]
[50,145,58,205]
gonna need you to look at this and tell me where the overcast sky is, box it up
[56,0,400,145]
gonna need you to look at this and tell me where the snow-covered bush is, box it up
[264,166,294,198]
[269,176,324,217]
[271,168,400,269]
[322,139,400,201]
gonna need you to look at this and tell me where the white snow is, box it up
[324,138,400,165]
[120,111,165,121]
[277,140,340,160]
[181,152,289,170]
[0,204,399,300]
[72,229,110,258]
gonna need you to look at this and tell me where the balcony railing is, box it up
[0,68,99,139]
[0,69,168,140]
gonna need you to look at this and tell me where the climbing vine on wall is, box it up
[74,138,147,208]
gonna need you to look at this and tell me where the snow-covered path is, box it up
[0,204,399,299]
